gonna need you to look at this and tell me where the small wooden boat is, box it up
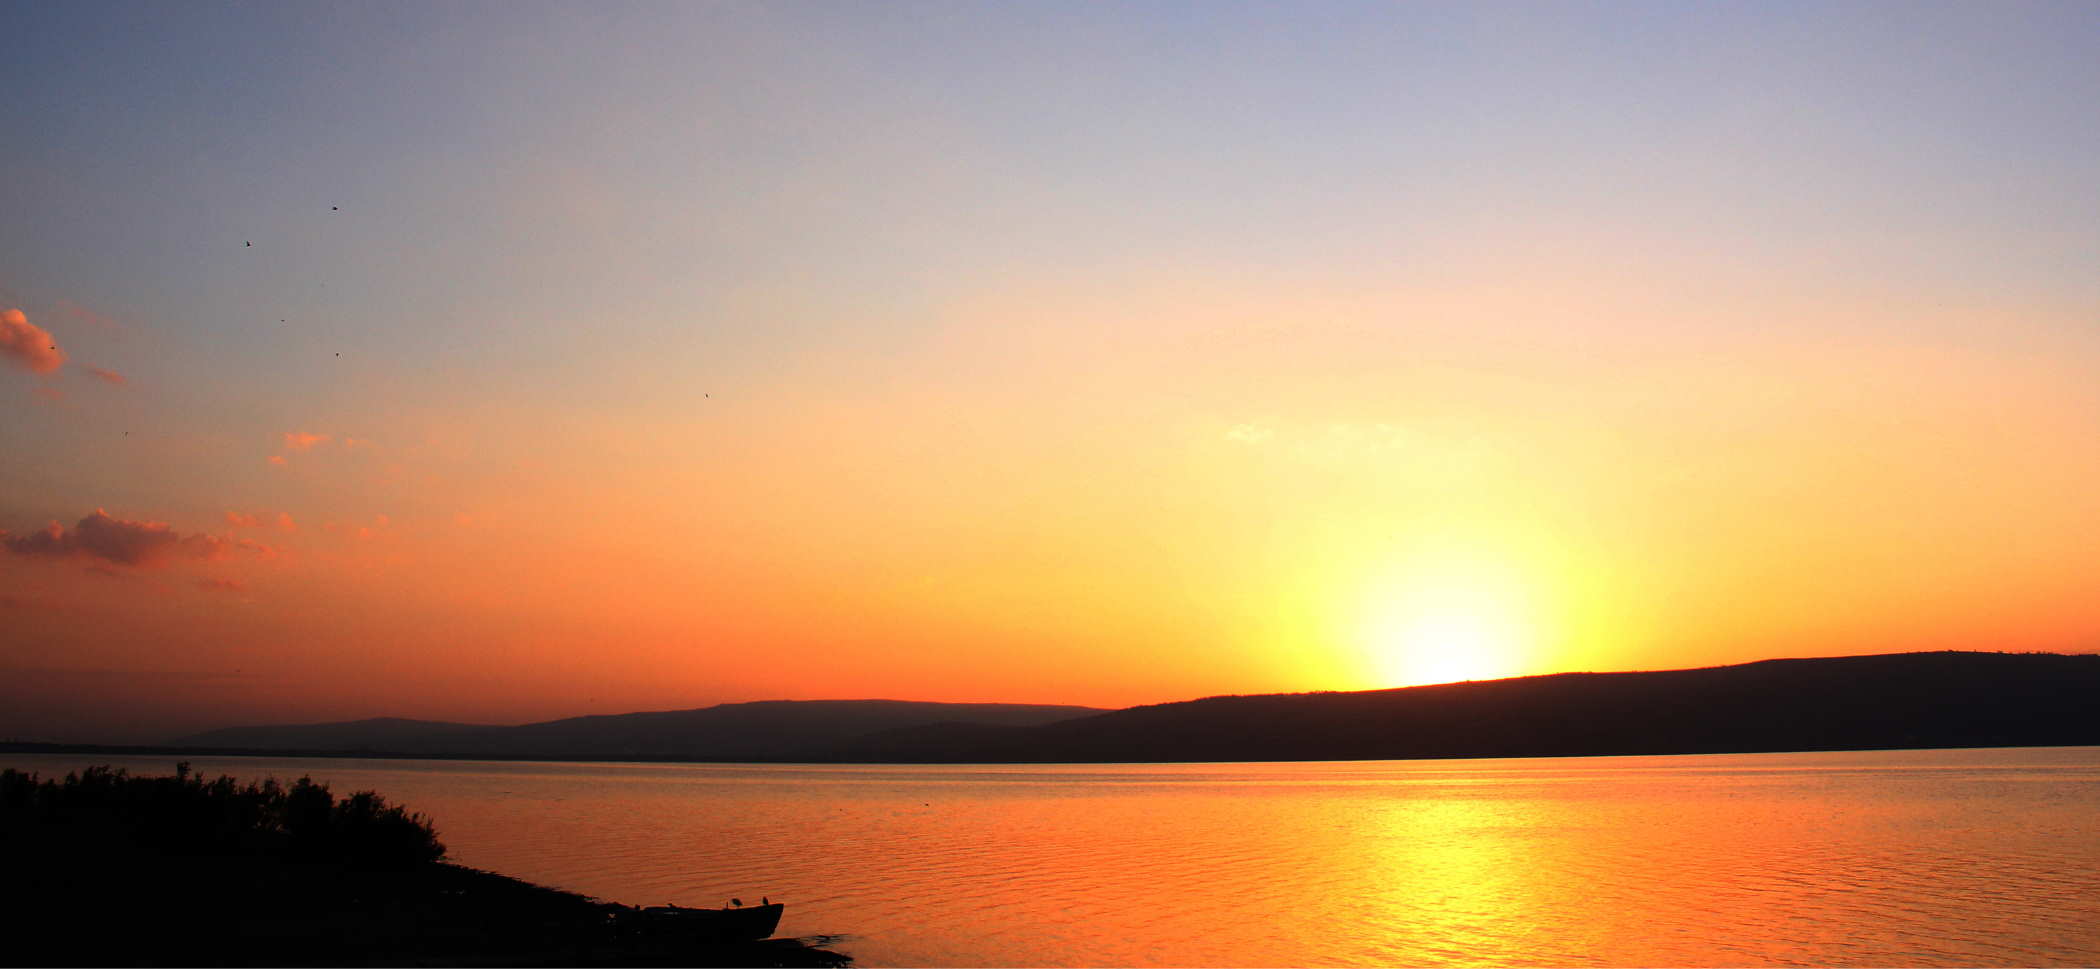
[632,901,783,943]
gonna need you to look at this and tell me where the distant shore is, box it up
[8,736,2100,768]
[15,651,2094,765]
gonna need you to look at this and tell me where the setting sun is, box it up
[1377,608,1523,686]
[1362,559,1540,687]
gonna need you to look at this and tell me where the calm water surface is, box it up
[9,747,2098,967]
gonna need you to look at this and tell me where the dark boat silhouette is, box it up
[632,901,784,943]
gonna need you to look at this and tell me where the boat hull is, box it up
[632,902,783,943]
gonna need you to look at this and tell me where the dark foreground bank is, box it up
[0,765,850,967]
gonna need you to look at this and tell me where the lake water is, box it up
[7,747,2098,966]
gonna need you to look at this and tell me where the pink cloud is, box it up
[54,299,129,338]
[80,365,127,385]
[267,455,288,467]
[275,512,297,532]
[1,308,66,374]
[225,511,260,528]
[178,532,277,562]
[2,509,275,568]
[282,431,329,451]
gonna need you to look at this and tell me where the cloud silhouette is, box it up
[1,308,65,374]
[2,509,275,568]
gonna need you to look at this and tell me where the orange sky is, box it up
[4,4,2098,741]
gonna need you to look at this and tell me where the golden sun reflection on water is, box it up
[7,749,2099,967]
[1356,798,1546,965]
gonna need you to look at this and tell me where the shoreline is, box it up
[1,765,853,967]
[5,737,2095,767]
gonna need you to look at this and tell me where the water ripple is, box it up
[7,747,2098,966]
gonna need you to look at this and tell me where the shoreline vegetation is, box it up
[0,765,851,967]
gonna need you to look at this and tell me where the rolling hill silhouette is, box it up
[174,700,1104,760]
[154,652,2100,763]
[171,717,492,751]
[821,651,2100,762]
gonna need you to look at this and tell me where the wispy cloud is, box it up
[80,365,127,385]
[323,513,391,542]
[53,299,130,339]
[1,308,65,374]
[282,431,330,451]
[226,510,297,532]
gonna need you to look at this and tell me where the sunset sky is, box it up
[4,1,2097,742]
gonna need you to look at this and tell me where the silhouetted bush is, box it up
[0,765,854,966]
[0,763,444,869]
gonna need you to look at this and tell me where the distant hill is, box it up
[176,717,494,751]
[172,700,1105,760]
[155,652,2100,764]
[814,651,2100,763]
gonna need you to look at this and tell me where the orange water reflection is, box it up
[8,748,2097,967]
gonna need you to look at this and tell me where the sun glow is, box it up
[1362,556,1540,687]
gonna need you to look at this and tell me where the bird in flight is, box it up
[245,241,252,247]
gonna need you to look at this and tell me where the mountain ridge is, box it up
[174,699,1108,760]
[152,651,2100,763]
